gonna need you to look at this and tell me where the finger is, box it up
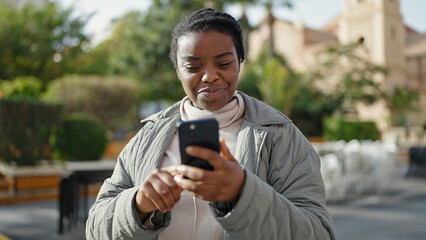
[173,174,210,194]
[219,137,237,162]
[185,145,223,170]
[175,165,214,182]
[141,181,168,213]
[174,175,222,202]
[156,170,182,202]
[162,165,182,176]
[135,188,157,214]
[149,172,178,212]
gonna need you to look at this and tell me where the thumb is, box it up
[219,137,238,163]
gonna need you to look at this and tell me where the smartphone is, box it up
[177,118,219,171]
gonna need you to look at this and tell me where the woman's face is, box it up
[176,30,240,111]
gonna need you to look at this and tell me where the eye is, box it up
[184,65,200,72]
[218,61,233,68]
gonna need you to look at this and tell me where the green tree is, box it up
[257,57,300,116]
[67,40,111,76]
[290,83,340,136]
[0,76,43,100]
[92,0,259,101]
[257,0,293,58]
[239,45,300,116]
[0,1,90,86]
[44,75,140,131]
[384,86,419,126]
[105,2,204,101]
[311,42,387,115]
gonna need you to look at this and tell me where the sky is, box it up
[56,0,426,45]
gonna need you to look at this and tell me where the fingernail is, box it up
[177,166,185,172]
[174,175,182,182]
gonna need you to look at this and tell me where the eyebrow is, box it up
[182,56,200,61]
[181,52,234,61]
[215,52,233,59]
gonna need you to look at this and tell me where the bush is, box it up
[44,75,140,131]
[323,117,379,142]
[0,76,42,100]
[0,99,62,166]
[54,113,107,161]
[291,85,340,137]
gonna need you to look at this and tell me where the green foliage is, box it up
[323,116,379,142]
[66,0,260,101]
[0,99,62,166]
[104,4,200,101]
[99,0,257,101]
[68,41,111,76]
[385,86,419,110]
[0,76,42,100]
[53,113,106,161]
[237,64,262,100]
[291,83,340,136]
[239,45,301,116]
[0,1,90,85]
[43,75,140,131]
[257,58,300,116]
[312,43,387,115]
[384,86,420,126]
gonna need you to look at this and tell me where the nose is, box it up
[201,67,219,83]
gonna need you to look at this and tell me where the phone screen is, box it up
[177,118,219,171]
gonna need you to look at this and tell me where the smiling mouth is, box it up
[197,87,224,95]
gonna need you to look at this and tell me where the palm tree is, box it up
[260,0,293,58]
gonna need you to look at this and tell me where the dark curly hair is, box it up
[169,8,245,69]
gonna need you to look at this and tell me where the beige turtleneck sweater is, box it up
[159,93,245,240]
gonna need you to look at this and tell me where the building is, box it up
[248,0,426,130]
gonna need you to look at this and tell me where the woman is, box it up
[86,8,335,240]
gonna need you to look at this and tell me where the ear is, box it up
[237,61,242,73]
[176,70,181,81]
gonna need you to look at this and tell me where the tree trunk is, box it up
[266,6,275,58]
[239,4,251,61]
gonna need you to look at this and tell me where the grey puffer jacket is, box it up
[86,92,335,240]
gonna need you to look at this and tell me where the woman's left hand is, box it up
[165,137,245,203]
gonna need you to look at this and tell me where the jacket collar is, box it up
[140,101,181,125]
[140,91,291,126]
[237,91,292,126]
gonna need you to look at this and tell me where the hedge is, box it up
[0,99,62,166]
[43,75,140,131]
[53,113,107,161]
[323,117,379,142]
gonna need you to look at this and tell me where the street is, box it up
[0,177,425,240]
[328,177,426,240]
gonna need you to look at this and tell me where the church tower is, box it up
[338,0,406,93]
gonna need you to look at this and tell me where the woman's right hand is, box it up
[135,168,182,218]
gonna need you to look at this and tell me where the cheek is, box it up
[228,67,240,86]
[178,71,198,89]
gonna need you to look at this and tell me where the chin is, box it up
[198,101,223,111]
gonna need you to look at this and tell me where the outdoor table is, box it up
[407,146,426,178]
[58,160,116,234]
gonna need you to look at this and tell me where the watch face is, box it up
[151,210,164,226]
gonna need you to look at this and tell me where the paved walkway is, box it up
[0,198,90,240]
[0,177,425,240]
[328,177,426,240]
